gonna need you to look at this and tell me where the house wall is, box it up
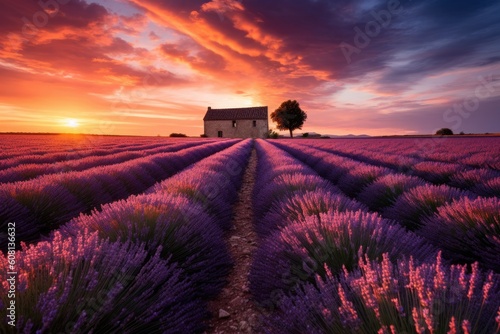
[204,119,269,138]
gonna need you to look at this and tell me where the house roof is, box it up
[203,106,268,121]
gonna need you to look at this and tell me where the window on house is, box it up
[218,131,223,138]
[232,120,237,128]
[253,120,257,127]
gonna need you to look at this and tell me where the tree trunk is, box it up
[289,128,293,138]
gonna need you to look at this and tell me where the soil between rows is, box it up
[205,148,263,334]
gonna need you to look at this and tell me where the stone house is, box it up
[203,106,269,138]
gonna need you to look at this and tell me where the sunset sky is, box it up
[1,0,499,136]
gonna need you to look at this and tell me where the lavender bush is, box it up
[0,181,84,248]
[252,140,327,219]
[58,173,114,210]
[254,163,317,194]
[62,194,232,298]
[473,176,500,198]
[357,173,426,211]
[250,210,437,307]
[420,196,500,272]
[254,173,338,219]
[336,164,392,198]
[461,151,500,170]
[60,140,252,297]
[449,168,499,191]
[384,184,475,231]
[0,151,145,184]
[151,170,236,229]
[316,157,358,183]
[411,161,464,184]
[0,139,204,172]
[0,197,38,249]
[257,189,367,238]
[261,253,500,334]
[0,230,207,333]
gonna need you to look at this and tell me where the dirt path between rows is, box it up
[205,148,261,334]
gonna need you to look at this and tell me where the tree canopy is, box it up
[270,100,307,138]
[169,133,187,137]
[435,128,454,136]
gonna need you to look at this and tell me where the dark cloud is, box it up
[0,0,109,35]
[370,2,500,86]
[236,0,500,84]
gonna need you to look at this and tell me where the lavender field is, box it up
[1,134,499,333]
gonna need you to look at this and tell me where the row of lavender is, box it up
[0,134,119,159]
[272,140,500,273]
[250,140,500,333]
[0,140,237,250]
[0,140,208,184]
[0,141,166,169]
[276,140,500,197]
[297,137,500,171]
[0,135,190,166]
[0,139,252,333]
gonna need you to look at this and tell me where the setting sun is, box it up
[65,119,79,128]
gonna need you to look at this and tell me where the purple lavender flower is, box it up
[420,196,500,272]
[0,150,156,184]
[384,184,475,231]
[357,173,426,211]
